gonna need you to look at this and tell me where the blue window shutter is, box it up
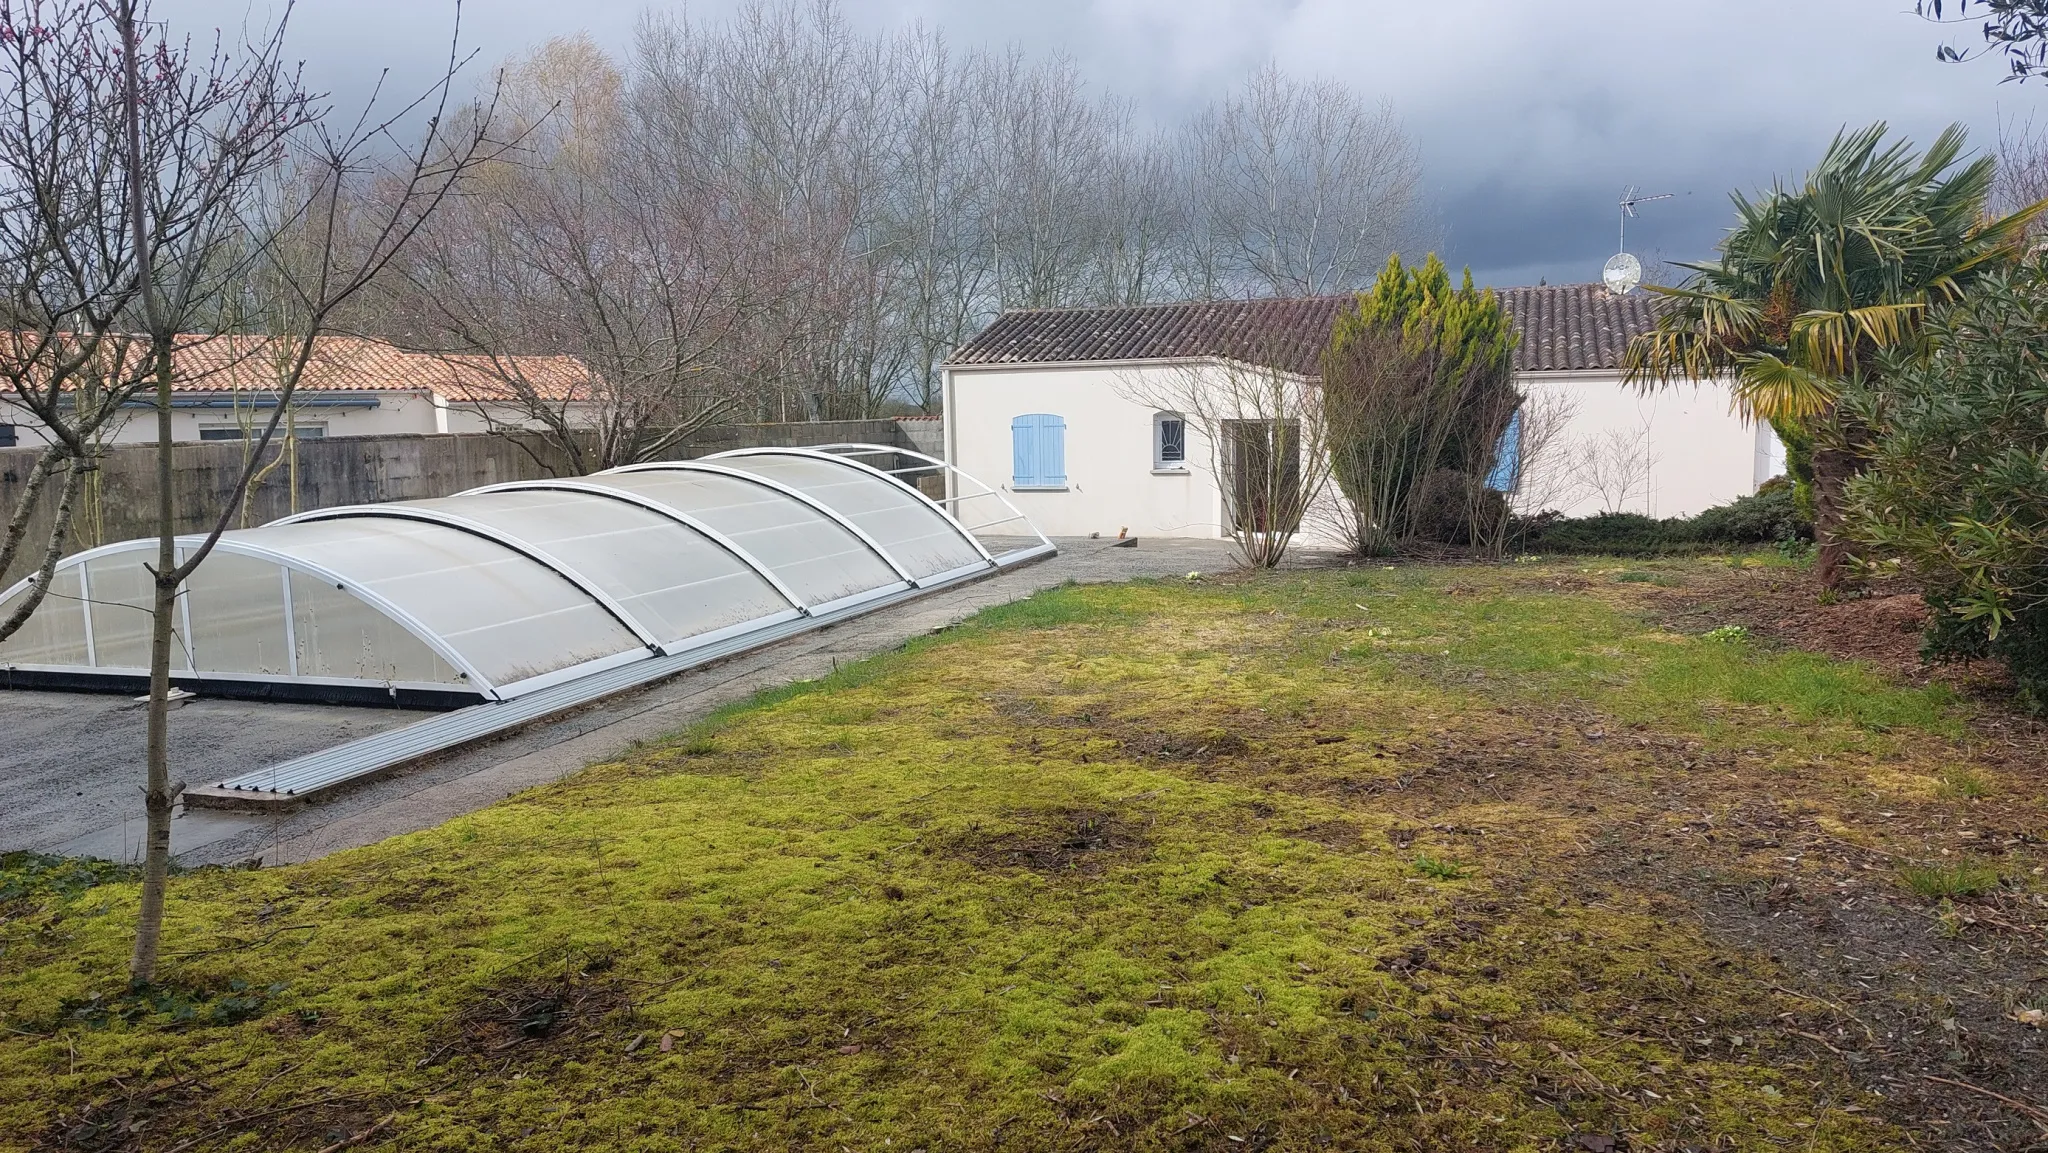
[1011,414,1065,488]
[1486,409,1523,491]
[1012,415,1037,487]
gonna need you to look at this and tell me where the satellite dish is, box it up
[1603,252,1643,296]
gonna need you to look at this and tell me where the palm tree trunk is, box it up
[1810,440,1858,591]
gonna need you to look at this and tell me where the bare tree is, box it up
[0,2,162,640]
[1188,63,1421,298]
[105,0,504,982]
[1572,420,1660,515]
[1115,352,1333,568]
[1500,388,1585,515]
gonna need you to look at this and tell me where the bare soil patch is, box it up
[932,808,1149,876]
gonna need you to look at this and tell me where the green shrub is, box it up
[1691,478,1810,545]
[1513,481,1813,557]
[1846,268,2048,713]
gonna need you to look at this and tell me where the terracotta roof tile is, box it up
[2,333,591,402]
[945,285,1665,377]
[944,297,1351,377]
[1494,283,1666,373]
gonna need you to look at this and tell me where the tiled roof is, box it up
[1494,283,1666,373]
[944,297,1352,378]
[944,285,1665,377]
[2,333,591,402]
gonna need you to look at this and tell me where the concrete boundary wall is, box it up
[0,419,927,585]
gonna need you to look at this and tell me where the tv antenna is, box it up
[1605,186,1673,296]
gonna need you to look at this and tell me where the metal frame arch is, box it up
[272,505,663,652]
[193,537,498,695]
[456,479,809,614]
[604,460,924,585]
[707,445,999,563]
[803,443,1054,555]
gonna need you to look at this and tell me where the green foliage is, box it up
[1517,484,1812,557]
[45,979,286,1033]
[1411,855,1470,880]
[1845,268,2048,713]
[0,852,136,907]
[1323,254,1520,554]
[1898,860,2001,900]
[1703,626,1751,643]
[1624,122,2039,425]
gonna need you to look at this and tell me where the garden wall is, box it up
[0,418,921,580]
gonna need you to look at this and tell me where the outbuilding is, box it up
[939,285,1784,546]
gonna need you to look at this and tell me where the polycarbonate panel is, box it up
[575,471,900,605]
[242,519,641,687]
[711,454,984,579]
[288,570,464,685]
[0,565,88,665]
[82,550,185,671]
[185,550,291,676]
[394,492,791,646]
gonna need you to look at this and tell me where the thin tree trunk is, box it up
[131,343,179,984]
[0,454,90,643]
[0,447,62,592]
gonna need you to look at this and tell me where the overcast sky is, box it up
[169,0,2048,289]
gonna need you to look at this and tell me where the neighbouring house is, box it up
[0,334,594,447]
[940,285,1784,546]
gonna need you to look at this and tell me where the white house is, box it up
[940,286,1782,546]
[0,334,595,448]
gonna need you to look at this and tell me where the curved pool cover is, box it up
[0,445,1052,710]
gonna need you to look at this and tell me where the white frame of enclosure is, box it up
[1,444,1043,709]
[605,459,921,584]
[0,536,494,695]
[760,444,1056,562]
[270,506,665,653]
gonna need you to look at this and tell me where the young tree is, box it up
[1321,254,1519,555]
[109,0,503,982]
[0,2,161,640]
[1114,348,1334,569]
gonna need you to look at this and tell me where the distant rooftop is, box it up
[945,284,1665,377]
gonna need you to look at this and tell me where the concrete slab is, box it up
[0,537,1248,866]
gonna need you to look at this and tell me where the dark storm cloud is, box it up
[165,0,2048,289]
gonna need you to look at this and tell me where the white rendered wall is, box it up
[1517,371,1782,518]
[2,391,442,445]
[946,362,1230,540]
[1,393,601,446]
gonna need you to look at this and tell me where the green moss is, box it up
[0,563,1966,1151]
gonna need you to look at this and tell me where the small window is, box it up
[0,423,15,448]
[1153,412,1186,470]
[1484,409,1523,493]
[199,422,328,442]
[1010,413,1067,489]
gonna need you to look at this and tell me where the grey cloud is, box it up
[164,0,2045,289]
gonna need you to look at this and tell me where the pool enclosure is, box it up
[0,446,1051,709]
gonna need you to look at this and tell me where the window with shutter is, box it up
[1010,414,1067,489]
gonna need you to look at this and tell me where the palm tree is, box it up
[1623,122,2045,588]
